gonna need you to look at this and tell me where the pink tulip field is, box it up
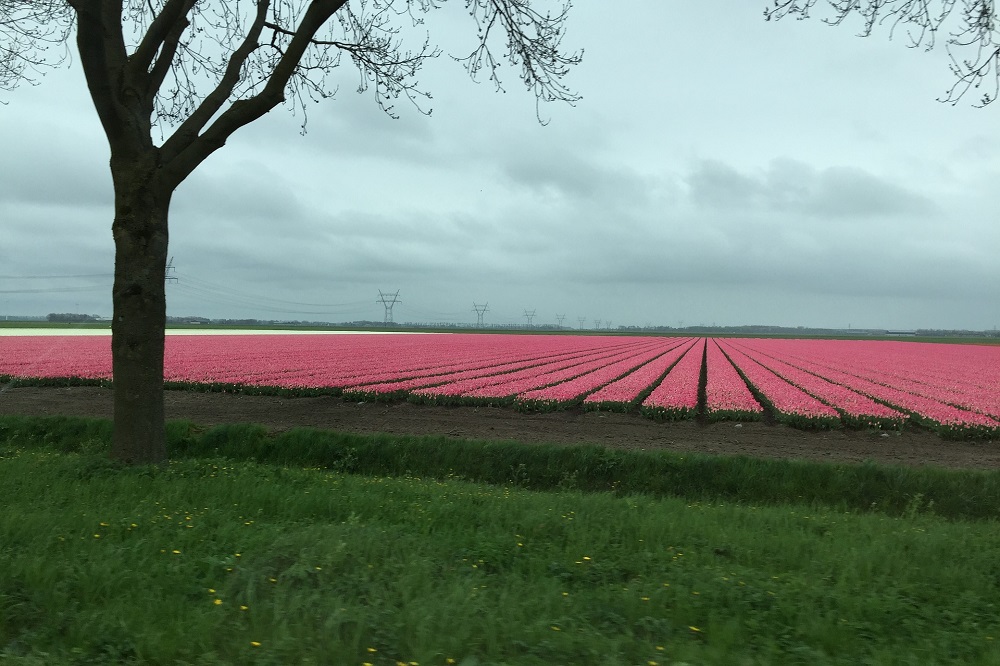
[1,332,999,437]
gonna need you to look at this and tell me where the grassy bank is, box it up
[3,415,1000,521]
[2,443,1000,665]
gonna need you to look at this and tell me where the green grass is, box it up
[3,415,1000,521]
[1,442,1000,665]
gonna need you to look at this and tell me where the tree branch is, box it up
[0,0,72,93]
[143,8,190,107]
[764,0,999,106]
[129,0,195,76]
[162,0,349,184]
[159,0,274,169]
[68,1,145,151]
[455,0,583,122]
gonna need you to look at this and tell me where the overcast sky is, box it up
[1,1,997,330]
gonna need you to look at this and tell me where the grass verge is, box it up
[2,415,1000,523]
[2,442,1000,664]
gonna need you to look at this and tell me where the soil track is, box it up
[3,385,1000,470]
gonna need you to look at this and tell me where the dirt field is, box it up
[3,385,1000,470]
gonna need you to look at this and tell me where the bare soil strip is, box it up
[2,386,999,470]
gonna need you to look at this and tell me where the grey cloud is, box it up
[686,159,937,219]
[500,150,652,207]
[173,161,308,225]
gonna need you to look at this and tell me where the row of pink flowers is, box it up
[582,339,695,408]
[416,340,668,400]
[167,334,640,388]
[718,342,840,424]
[640,339,705,417]
[721,340,904,427]
[517,340,685,404]
[2,333,998,434]
[776,339,1000,421]
[343,345,612,395]
[732,339,999,431]
[0,336,111,379]
[704,340,763,419]
[337,338,651,391]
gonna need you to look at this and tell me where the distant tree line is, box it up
[46,313,103,323]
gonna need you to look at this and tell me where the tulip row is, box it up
[0,335,111,380]
[721,340,905,429]
[342,344,618,398]
[704,340,764,421]
[640,339,705,420]
[411,339,669,405]
[582,339,695,411]
[718,342,841,428]
[2,332,998,436]
[730,338,999,436]
[800,340,1000,422]
[517,339,687,407]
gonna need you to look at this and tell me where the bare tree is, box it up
[0,1,72,92]
[765,1,1000,106]
[3,0,581,464]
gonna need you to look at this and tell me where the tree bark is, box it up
[109,153,171,465]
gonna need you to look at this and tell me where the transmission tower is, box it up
[377,290,401,324]
[555,314,566,329]
[577,317,586,329]
[606,320,612,330]
[594,318,602,330]
[165,256,178,283]
[523,309,536,328]
[473,302,489,327]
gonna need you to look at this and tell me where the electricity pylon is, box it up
[377,290,401,324]
[555,314,566,329]
[577,317,586,329]
[523,309,536,327]
[473,302,489,327]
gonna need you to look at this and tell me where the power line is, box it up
[0,285,107,294]
[169,277,372,316]
[175,272,369,309]
[0,273,113,280]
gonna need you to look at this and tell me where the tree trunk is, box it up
[109,154,171,465]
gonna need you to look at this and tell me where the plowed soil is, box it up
[3,386,1000,470]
